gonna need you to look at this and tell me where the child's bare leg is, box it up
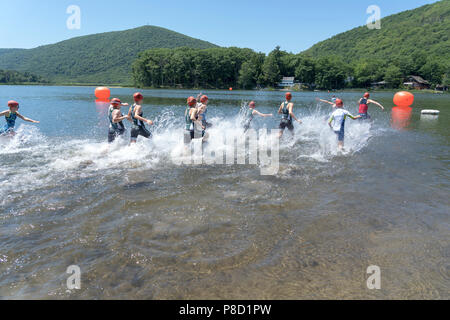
[289,128,295,138]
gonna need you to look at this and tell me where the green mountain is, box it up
[0,26,218,85]
[304,0,450,64]
[0,49,24,57]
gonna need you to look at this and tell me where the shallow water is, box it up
[0,86,448,299]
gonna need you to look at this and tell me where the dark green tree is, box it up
[384,65,403,88]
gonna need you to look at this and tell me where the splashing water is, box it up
[1,87,449,300]
[0,105,379,207]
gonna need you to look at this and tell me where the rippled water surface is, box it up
[0,86,448,299]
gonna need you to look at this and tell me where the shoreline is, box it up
[1,83,448,94]
[0,83,450,94]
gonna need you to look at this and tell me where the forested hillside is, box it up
[133,1,449,90]
[0,49,24,57]
[306,0,449,63]
[0,26,217,85]
[303,0,450,87]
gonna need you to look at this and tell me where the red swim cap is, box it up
[111,98,121,106]
[200,95,208,103]
[364,92,370,98]
[187,97,197,107]
[249,101,256,109]
[285,92,292,101]
[335,99,344,107]
[134,92,144,102]
[8,100,19,108]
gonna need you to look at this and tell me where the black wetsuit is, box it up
[279,101,294,131]
[243,108,254,132]
[184,107,194,144]
[1,111,17,135]
[108,106,126,143]
[130,104,151,142]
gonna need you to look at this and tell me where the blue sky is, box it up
[0,0,438,53]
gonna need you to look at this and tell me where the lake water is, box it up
[0,86,448,299]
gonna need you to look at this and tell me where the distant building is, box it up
[278,77,295,88]
[371,81,388,89]
[403,76,431,90]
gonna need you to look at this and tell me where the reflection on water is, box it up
[391,106,413,130]
[0,86,449,300]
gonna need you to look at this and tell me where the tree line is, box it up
[0,69,47,84]
[132,46,449,90]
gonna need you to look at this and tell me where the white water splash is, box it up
[0,106,380,206]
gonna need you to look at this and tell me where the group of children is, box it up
[180,91,385,150]
[1,91,384,150]
[183,94,211,146]
[236,91,385,150]
[108,92,212,146]
[107,93,154,144]
[317,92,385,149]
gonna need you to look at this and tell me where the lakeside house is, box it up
[278,77,295,88]
[403,76,431,90]
[371,81,389,89]
[435,84,448,92]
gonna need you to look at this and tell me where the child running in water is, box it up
[0,100,39,136]
[358,92,385,120]
[193,110,209,142]
[128,92,153,144]
[243,101,273,132]
[108,98,130,143]
[196,94,212,128]
[328,99,361,150]
[184,97,206,146]
[278,92,302,138]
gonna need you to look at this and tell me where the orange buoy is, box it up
[95,87,111,101]
[393,91,414,108]
[229,87,233,91]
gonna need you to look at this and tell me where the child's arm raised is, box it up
[316,98,335,106]
[368,99,385,111]
[347,113,362,120]
[16,112,39,123]
[253,110,273,118]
